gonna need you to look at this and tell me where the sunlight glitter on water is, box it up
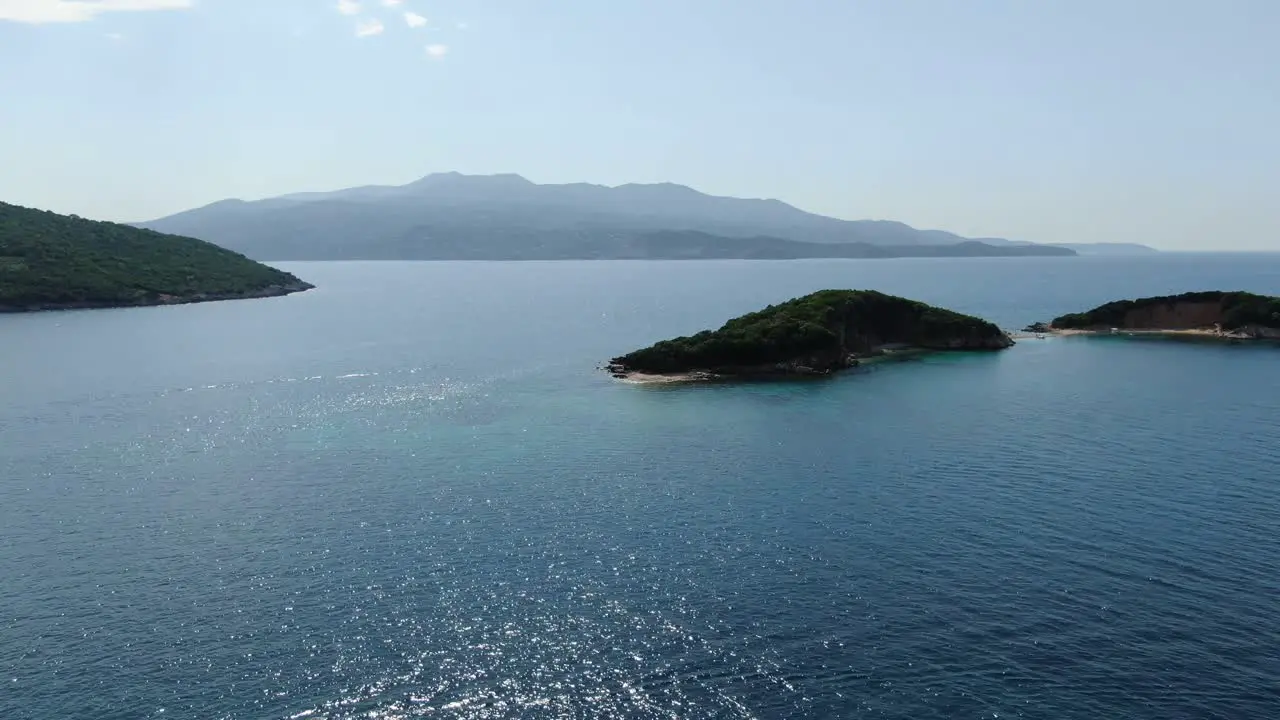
[5,258,1280,720]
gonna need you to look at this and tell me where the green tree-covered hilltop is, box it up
[0,201,312,312]
[607,289,1013,380]
[1049,291,1280,337]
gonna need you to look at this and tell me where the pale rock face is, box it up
[1120,301,1224,329]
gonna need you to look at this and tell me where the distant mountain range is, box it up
[138,173,1153,261]
[593,230,1071,260]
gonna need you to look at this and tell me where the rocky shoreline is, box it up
[0,281,315,313]
[605,343,939,383]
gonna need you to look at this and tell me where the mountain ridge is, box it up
[137,173,1111,261]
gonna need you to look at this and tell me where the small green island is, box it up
[1028,291,1280,339]
[0,201,313,313]
[606,289,1014,381]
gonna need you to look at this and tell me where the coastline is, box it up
[1043,327,1259,340]
[0,281,315,314]
[610,344,938,384]
[613,323,1277,384]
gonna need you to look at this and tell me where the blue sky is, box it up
[1,0,1277,249]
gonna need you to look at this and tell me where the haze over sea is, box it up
[2,254,1279,720]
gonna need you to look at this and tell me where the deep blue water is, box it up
[2,255,1279,720]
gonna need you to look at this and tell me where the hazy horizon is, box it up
[2,0,1278,250]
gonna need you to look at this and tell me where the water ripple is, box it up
[4,261,1280,719]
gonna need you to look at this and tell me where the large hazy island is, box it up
[0,201,313,312]
[1040,291,1280,339]
[139,172,1085,261]
[607,290,1013,381]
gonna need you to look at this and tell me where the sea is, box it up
[2,254,1279,720]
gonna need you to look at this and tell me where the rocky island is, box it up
[1042,291,1280,339]
[0,201,313,312]
[606,289,1014,381]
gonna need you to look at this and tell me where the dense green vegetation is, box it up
[611,290,1008,374]
[1051,291,1280,330]
[0,201,311,310]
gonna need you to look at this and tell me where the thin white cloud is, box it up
[104,31,124,40]
[455,21,468,30]
[0,0,193,24]
[335,0,359,16]
[381,0,402,6]
[403,10,425,28]
[354,17,383,37]
[425,43,448,58]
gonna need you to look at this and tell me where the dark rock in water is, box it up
[606,289,1013,381]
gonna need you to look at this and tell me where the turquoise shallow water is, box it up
[2,255,1280,719]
